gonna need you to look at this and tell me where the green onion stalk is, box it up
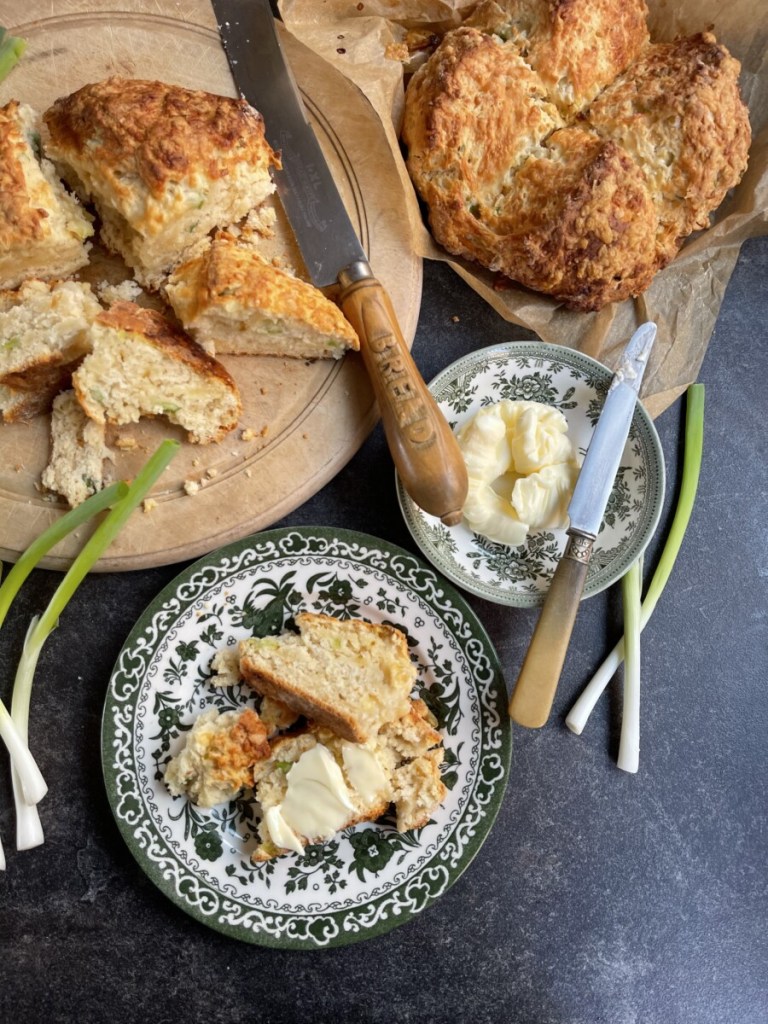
[10,440,179,852]
[565,384,705,754]
[0,483,128,805]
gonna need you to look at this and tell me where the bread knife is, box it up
[210,0,468,525]
[508,322,657,728]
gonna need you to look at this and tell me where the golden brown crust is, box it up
[208,708,271,787]
[466,0,650,113]
[403,8,751,311]
[0,100,49,249]
[586,32,752,265]
[167,234,359,353]
[94,300,238,391]
[44,77,277,206]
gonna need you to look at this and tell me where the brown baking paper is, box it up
[280,0,768,417]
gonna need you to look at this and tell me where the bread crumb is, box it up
[206,467,218,480]
[114,435,138,450]
[143,498,157,513]
[241,427,257,442]
[244,468,253,478]
[96,278,143,307]
[184,479,201,495]
[451,315,460,323]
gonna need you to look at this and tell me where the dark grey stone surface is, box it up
[1,239,766,1024]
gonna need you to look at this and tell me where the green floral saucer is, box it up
[397,342,665,608]
[101,527,511,948]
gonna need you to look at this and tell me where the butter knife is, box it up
[210,0,468,525]
[508,322,657,728]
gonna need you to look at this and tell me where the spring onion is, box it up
[0,27,26,83]
[0,482,128,810]
[565,384,705,740]
[617,557,642,773]
[9,440,179,851]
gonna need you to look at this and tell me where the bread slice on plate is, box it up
[164,233,360,359]
[73,300,242,444]
[239,612,417,743]
[41,389,110,507]
[165,707,271,809]
[43,78,278,289]
[0,279,100,392]
[250,699,447,861]
[0,100,93,291]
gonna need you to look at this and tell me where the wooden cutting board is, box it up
[0,0,422,570]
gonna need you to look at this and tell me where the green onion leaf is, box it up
[10,440,179,850]
[566,384,705,740]
[0,27,26,83]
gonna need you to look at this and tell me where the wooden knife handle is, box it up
[339,268,468,525]
[508,534,594,728]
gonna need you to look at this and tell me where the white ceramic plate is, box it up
[397,342,665,608]
[101,527,511,948]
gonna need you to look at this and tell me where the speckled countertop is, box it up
[1,239,766,1023]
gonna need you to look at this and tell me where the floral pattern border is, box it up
[101,528,511,949]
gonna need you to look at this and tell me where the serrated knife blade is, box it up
[211,0,468,524]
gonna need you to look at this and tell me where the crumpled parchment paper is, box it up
[279,0,768,417]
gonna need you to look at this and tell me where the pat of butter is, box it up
[512,462,580,530]
[266,744,354,852]
[341,742,390,805]
[458,399,579,546]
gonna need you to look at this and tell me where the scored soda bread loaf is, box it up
[43,78,278,289]
[402,0,751,311]
[164,233,360,360]
[239,613,416,743]
[251,699,446,861]
[0,279,100,392]
[165,707,271,809]
[0,100,93,290]
[41,389,109,506]
[73,300,242,444]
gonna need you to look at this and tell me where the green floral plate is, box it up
[397,342,665,608]
[101,527,511,948]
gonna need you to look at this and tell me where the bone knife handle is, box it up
[508,534,594,728]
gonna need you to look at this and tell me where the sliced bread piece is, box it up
[251,699,446,861]
[41,389,110,506]
[44,78,277,289]
[0,100,93,290]
[0,279,100,391]
[73,300,242,444]
[164,707,270,808]
[239,612,416,743]
[164,234,359,359]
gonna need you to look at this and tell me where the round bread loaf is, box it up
[402,0,751,311]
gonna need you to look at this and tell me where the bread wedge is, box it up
[239,613,417,743]
[0,100,93,290]
[0,279,100,392]
[44,78,277,289]
[73,300,242,444]
[165,234,359,359]
[41,389,110,506]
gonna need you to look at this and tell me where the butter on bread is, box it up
[250,699,447,861]
[0,278,100,393]
[73,300,242,444]
[239,612,416,744]
[43,78,278,289]
[0,100,93,291]
[402,0,751,311]
[165,233,359,360]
